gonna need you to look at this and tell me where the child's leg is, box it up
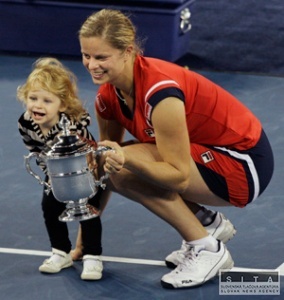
[80,216,102,256]
[41,189,72,253]
[40,189,73,273]
[71,187,111,260]
[80,215,103,280]
[71,215,103,260]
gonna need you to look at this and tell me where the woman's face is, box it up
[80,37,127,86]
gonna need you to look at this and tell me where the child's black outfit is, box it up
[18,111,102,256]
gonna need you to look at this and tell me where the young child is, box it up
[17,57,103,280]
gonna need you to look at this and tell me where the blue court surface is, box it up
[0,53,283,300]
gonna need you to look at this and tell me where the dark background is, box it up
[177,0,284,76]
[0,0,283,76]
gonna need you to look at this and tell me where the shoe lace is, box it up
[176,240,188,254]
[175,246,201,272]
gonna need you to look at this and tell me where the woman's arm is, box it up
[96,112,125,143]
[126,97,191,192]
[100,97,192,193]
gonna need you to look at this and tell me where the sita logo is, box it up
[220,271,279,283]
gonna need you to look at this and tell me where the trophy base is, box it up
[59,199,100,222]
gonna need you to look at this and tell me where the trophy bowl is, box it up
[24,114,110,222]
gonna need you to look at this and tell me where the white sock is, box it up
[187,235,219,252]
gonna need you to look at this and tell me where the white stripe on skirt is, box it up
[214,146,260,202]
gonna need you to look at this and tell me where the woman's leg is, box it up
[108,143,226,242]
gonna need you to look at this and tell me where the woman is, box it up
[78,9,274,289]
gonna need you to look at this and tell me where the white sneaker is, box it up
[161,241,234,289]
[165,212,236,268]
[39,248,73,273]
[81,255,103,280]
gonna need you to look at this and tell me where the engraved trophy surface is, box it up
[24,114,110,222]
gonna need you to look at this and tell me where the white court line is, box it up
[277,263,284,276]
[0,247,165,266]
[0,247,283,273]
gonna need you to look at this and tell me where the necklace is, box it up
[121,85,133,105]
[117,84,134,106]
[127,85,134,98]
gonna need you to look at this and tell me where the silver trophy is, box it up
[24,114,111,222]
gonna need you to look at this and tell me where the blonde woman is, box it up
[17,57,103,281]
[77,9,274,289]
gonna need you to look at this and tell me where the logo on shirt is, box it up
[201,151,214,163]
[144,128,155,137]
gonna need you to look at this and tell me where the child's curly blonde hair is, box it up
[17,57,86,121]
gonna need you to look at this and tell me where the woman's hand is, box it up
[98,140,125,174]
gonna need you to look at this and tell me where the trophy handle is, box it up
[24,152,51,192]
[93,146,114,189]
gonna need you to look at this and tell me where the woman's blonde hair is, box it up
[79,9,143,55]
[17,57,86,121]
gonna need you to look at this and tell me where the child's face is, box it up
[26,88,65,133]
